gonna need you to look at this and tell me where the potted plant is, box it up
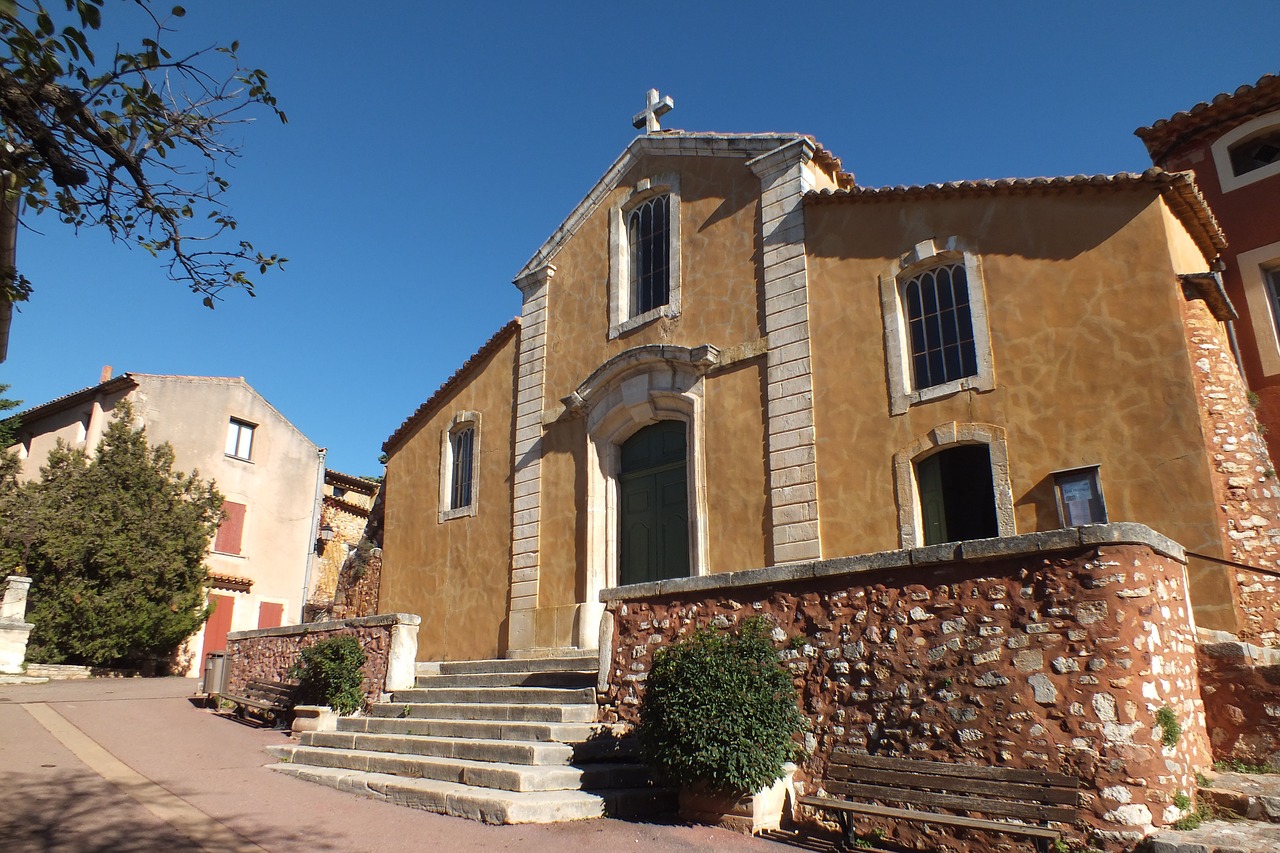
[637,617,805,834]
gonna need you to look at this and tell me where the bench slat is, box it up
[827,763,1080,806]
[825,780,1077,824]
[830,749,1079,788]
[245,681,297,698]
[222,694,280,712]
[798,795,1060,841]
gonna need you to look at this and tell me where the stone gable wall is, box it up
[599,529,1210,850]
[1182,295,1280,643]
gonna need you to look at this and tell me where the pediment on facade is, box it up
[514,132,810,283]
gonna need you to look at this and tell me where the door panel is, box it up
[200,594,234,663]
[619,422,690,586]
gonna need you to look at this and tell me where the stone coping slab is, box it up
[228,612,420,642]
[599,522,1186,603]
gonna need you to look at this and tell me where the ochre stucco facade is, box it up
[379,129,1280,661]
[379,323,518,661]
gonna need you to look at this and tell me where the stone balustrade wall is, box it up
[598,524,1211,850]
[225,612,419,705]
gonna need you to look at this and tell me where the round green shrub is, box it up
[637,616,805,794]
[293,635,367,715]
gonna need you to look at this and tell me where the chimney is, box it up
[99,365,112,383]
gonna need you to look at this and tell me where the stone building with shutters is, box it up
[5,370,326,674]
[379,97,1280,664]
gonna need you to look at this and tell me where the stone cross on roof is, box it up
[632,89,674,133]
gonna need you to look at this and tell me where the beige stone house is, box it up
[7,370,326,674]
[380,112,1280,662]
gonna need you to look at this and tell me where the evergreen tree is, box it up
[0,404,223,668]
[0,382,19,447]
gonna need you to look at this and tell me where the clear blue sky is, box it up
[4,1,1278,477]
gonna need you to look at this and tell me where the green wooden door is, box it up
[917,453,948,546]
[619,421,689,585]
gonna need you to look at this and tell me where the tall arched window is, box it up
[903,263,978,391]
[439,411,481,521]
[628,194,670,316]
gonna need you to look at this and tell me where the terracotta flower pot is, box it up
[677,763,796,835]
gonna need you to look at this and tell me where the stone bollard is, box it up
[0,575,36,674]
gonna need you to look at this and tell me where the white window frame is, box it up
[1212,110,1280,193]
[439,410,480,522]
[880,238,996,416]
[225,418,255,461]
[608,173,682,339]
[1237,240,1280,377]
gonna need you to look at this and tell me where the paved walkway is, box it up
[0,677,791,853]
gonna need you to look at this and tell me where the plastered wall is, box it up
[379,333,518,661]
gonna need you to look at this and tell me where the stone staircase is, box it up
[1142,771,1280,853]
[266,653,673,824]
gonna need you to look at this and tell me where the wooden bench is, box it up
[799,749,1081,852]
[222,679,300,726]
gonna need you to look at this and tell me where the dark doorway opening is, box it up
[916,444,999,546]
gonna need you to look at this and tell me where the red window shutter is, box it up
[214,501,246,555]
[257,601,283,629]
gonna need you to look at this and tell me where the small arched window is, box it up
[1229,127,1280,177]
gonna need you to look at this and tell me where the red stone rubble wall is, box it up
[1182,296,1280,644]
[225,614,400,705]
[1197,638,1280,767]
[600,533,1211,850]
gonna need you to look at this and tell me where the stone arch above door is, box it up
[561,344,717,645]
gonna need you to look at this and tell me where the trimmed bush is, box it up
[637,617,805,794]
[293,636,366,714]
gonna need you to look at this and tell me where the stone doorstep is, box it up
[1140,819,1280,853]
[367,701,597,723]
[424,654,598,675]
[391,686,597,705]
[413,671,597,689]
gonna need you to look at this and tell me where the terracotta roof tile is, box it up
[205,572,253,592]
[806,169,1226,261]
[382,319,520,455]
[1136,72,1280,163]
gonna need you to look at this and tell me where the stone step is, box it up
[414,670,596,689]
[337,715,620,746]
[1199,772,1280,823]
[368,701,597,723]
[391,685,596,706]
[300,731,575,766]
[320,722,640,761]
[268,764,674,825]
[269,763,602,823]
[415,654,598,677]
[267,744,653,793]
[1141,818,1280,852]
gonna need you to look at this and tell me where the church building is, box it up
[379,92,1280,662]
